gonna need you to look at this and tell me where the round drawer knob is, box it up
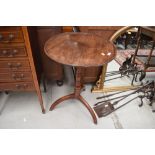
[12,74,16,78]
[23,84,28,88]
[9,34,14,40]
[16,63,21,67]
[7,63,12,67]
[16,84,20,89]
[9,49,18,57]
[2,50,7,55]
[21,74,24,78]
[13,49,18,54]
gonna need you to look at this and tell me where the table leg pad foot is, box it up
[42,109,46,114]
[78,95,97,124]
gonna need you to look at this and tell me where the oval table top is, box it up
[44,32,116,67]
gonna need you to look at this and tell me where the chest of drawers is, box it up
[0,26,45,113]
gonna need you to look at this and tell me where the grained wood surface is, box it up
[45,32,116,67]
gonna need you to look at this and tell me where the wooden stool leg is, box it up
[78,95,97,124]
[49,93,75,111]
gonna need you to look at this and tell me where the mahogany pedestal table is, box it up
[44,32,116,124]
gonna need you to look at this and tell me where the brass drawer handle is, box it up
[1,49,18,57]
[16,84,28,89]
[6,34,15,43]
[8,62,22,68]
[0,33,15,43]
[23,84,28,88]
[9,49,19,57]
[16,84,20,89]
[16,62,21,67]
[12,49,18,54]
[8,34,14,40]
[2,50,8,55]
[7,63,12,67]
[21,74,24,78]
[12,73,25,80]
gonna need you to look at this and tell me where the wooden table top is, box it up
[44,32,116,67]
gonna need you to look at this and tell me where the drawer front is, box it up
[0,47,27,58]
[0,60,31,72]
[0,82,35,91]
[0,72,33,82]
[0,30,24,43]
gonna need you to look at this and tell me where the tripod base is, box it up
[49,93,97,124]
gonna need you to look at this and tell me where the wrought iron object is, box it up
[96,88,138,100]
[121,54,133,69]
[105,56,133,78]
[144,83,155,107]
[94,81,155,117]
[94,81,155,106]
[139,70,146,82]
[95,93,138,107]
[94,95,144,117]
[104,54,146,85]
